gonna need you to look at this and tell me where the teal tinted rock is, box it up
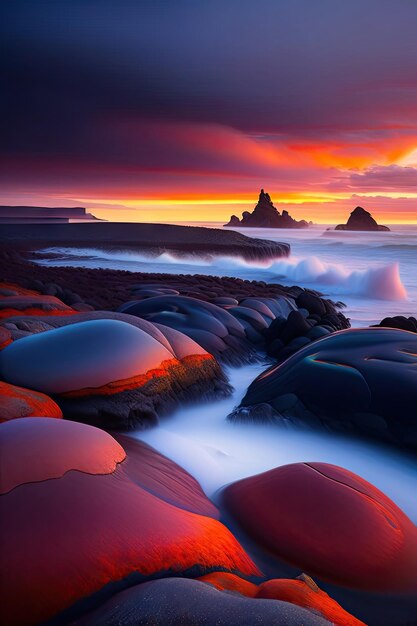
[231,328,417,449]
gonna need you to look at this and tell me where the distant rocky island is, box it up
[0,205,101,224]
[224,189,310,229]
[335,206,390,232]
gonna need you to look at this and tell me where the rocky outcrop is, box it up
[230,327,417,450]
[264,290,350,362]
[224,189,309,229]
[222,462,417,592]
[0,205,100,223]
[335,207,390,231]
[119,293,295,364]
[0,220,291,260]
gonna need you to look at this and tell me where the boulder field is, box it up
[119,286,349,365]
[230,327,417,449]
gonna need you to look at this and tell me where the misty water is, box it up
[36,224,417,520]
[130,364,417,524]
[37,223,417,326]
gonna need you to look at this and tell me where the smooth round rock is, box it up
[0,422,257,626]
[0,418,126,493]
[236,328,417,448]
[223,462,417,591]
[0,319,173,394]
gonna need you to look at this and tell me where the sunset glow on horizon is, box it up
[2,1,417,224]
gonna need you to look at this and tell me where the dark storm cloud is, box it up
[2,1,417,144]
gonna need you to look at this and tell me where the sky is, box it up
[2,0,417,223]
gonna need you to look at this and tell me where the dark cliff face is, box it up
[335,206,390,231]
[224,189,309,229]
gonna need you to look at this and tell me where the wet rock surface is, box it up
[0,419,258,626]
[231,328,417,450]
[222,462,417,592]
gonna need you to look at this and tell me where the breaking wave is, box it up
[37,246,408,301]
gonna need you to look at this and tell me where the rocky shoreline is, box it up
[0,221,290,260]
[1,236,417,626]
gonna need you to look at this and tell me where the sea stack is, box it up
[224,189,309,228]
[335,206,390,231]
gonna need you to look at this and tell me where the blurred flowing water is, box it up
[36,223,417,517]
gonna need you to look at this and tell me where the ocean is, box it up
[36,223,417,327]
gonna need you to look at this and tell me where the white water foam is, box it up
[130,365,417,523]
[37,247,407,301]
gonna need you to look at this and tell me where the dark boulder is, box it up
[375,315,417,333]
[230,328,417,450]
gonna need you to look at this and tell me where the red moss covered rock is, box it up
[0,294,76,319]
[0,381,63,423]
[198,572,258,597]
[0,419,258,625]
[257,574,365,626]
[223,462,417,591]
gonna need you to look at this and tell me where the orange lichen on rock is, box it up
[198,571,365,625]
[0,282,40,297]
[257,575,366,626]
[198,572,258,597]
[0,381,63,423]
[0,284,77,319]
[0,306,77,319]
[61,353,215,397]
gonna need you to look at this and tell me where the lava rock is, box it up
[375,315,417,333]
